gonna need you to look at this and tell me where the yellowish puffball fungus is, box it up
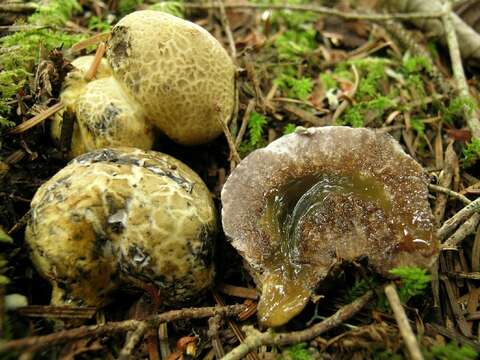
[51,56,154,159]
[106,10,236,145]
[26,148,217,307]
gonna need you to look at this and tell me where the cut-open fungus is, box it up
[26,148,217,307]
[51,56,154,159]
[221,126,438,327]
[106,10,236,145]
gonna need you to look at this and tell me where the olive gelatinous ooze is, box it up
[26,148,217,307]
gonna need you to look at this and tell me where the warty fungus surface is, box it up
[106,10,236,145]
[26,148,217,307]
[221,126,438,327]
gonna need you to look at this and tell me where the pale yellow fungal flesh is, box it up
[106,10,235,145]
[26,148,217,307]
[51,56,154,159]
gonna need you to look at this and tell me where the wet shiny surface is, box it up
[257,173,435,326]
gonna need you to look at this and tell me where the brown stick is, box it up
[9,102,65,135]
[84,42,106,81]
[384,284,424,360]
[118,322,148,360]
[441,3,480,139]
[221,291,373,360]
[437,197,480,241]
[0,3,38,13]
[183,3,445,21]
[217,0,236,59]
[0,305,245,354]
[442,213,480,249]
[429,184,471,205]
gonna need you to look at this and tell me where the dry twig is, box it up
[9,102,65,135]
[441,3,480,139]
[221,291,374,360]
[118,322,148,360]
[429,184,471,206]
[442,213,480,249]
[183,3,445,21]
[437,197,480,241]
[0,305,245,354]
[384,284,423,360]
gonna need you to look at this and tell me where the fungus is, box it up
[221,126,438,327]
[106,10,236,145]
[26,148,217,307]
[51,56,154,159]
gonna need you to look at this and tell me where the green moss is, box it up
[462,138,480,168]
[443,96,477,125]
[402,55,433,75]
[239,112,268,156]
[274,29,317,61]
[411,118,425,136]
[337,58,388,101]
[389,266,431,304]
[280,343,314,360]
[343,106,364,127]
[372,350,404,360]
[148,1,185,18]
[319,73,337,91]
[88,16,111,31]
[339,96,394,127]
[118,0,144,16]
[0,0,84,130]
[424,343,477,360]
[275,74,313,100]
[406,74,427,101]
[252,0,316,28]
[283,123,297,135]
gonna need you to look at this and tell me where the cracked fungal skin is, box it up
[221,126,438,327]
[26,148,217,307]
[51,56,154,159]
[106,10,235,145]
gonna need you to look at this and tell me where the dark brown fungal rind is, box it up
[221,126,438,327]
[26,148,216,307]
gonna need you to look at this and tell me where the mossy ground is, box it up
[1,0,480,359]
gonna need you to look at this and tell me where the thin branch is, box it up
[384,284,424,360]
[437,197,480,241]
[9,102,65,135]
[84,42,106,81]
[0,3,38,13]
[235,100,255,148]
[118,322,148,360]
[429,184,471,205]
[442,213,480,249]
[183,3,445,21]
[217,113,241,164]
[0,305,245,354]
[217,0,237,59]
[221,291,373,360]
[441,3,480,139]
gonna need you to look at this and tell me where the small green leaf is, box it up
[4,294,28,310]
[283,123,297,135]
[0,228,12,243]
[0,275,10,285]
[389,266,431,303]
